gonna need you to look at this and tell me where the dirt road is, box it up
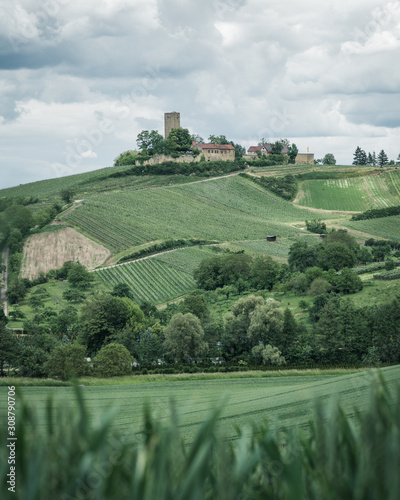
[1,246,8,317]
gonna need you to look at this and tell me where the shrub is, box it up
[44,344,88,380]
[93,343,133,377]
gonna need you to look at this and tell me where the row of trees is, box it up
[353,147,400,167]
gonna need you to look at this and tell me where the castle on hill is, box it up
[140,112,314,165]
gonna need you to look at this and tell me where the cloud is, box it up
[0,0,400,189]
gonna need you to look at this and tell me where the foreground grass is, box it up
[0,369,399,499]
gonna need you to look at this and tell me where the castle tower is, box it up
[164,112,180,139]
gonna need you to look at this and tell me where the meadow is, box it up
[1,365,399,442]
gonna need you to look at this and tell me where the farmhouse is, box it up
[247,144,289,157]
[246,143,314,165]
[192,142,235,161]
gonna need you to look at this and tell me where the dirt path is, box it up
[1,246,9,317]
[291,202,359,216]
[363,177,375,204]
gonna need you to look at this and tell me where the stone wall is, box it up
[295,153,314,165]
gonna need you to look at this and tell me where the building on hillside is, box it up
[192,142,236,161]
[246,144,289,157]
[164,112,180,139]
[295,153,314,165]
[245,143,314,165]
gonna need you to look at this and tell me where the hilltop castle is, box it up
[140,112,314,165]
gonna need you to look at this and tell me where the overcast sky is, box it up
[0,0,399,189]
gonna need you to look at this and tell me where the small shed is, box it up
[266,235,277,242]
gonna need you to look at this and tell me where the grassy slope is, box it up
[61,175,336,253]
[344,214,400,241]
[295,170,400,211]
[1,365,399,442]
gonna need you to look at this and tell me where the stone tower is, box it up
[164,112,180,139]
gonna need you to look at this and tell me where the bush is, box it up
[93,343,133,377]
[44,344,88,380]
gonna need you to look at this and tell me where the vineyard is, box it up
[296,172,400,211]
[93,252,199,303]
[63,176,328,252]
[345,215,400,241]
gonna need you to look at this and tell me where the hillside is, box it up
[1,163,400,308]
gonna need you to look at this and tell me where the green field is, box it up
[297,171,400,211]
[1,366,399,442]
[62,176,333,252]
[345,214,400,241]
[215,235,322,262]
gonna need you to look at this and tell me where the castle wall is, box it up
[295,153,314,165]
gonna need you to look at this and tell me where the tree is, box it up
[287,143,298,164]
[17,345,50,378]
[93,343,133,377]
[44,344,88,380]
[208,135,229,144]
[308,278,332,296]
[163,313,208,362]
[79,294,136,355]
[396,153,400,166]
[6,279,28,305]
[0,323,19,376]
[179,294,210,324]
[317,242,356,271]
[67,262,92,287]
[136,130,164,155]
[335,268,363,294]
[322,153,336,165]
[111,283,133,299]
[4,205,33,236]
[288,241,318,272]
[247,299,284,348]
[164,128,192,154]
[353,147,367,166]
[60,188,74,204]
[289,273,308,295]
[271,141,284,154]
[305,220,327,234]
[113,150,139,166]
[250,256,279,290]
[377,149,389,167]
[251,343,286,365]
[62,288,85,303]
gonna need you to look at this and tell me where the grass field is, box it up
[344,214,400,241]
[61,176,333,252]
[296,171,400,211]
[1,365,399,442]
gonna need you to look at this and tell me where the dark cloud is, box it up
[0,0,400,189]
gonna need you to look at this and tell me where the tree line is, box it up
[2,229,399,379]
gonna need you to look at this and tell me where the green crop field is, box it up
[1,365,399,442]
[215,235,322,262]
[297,172,400,211]
[62,176,333,252]
[93,255,196,304]
[345,215,400,241]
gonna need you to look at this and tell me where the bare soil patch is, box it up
[21,227,111,280]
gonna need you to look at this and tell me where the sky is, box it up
[0,0,399,189]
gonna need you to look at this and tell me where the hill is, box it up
[1,162,400,307]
